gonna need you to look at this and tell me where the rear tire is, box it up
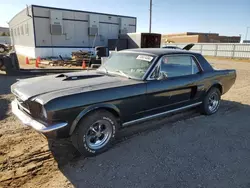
[200,87,221,115]
[71,110,118,157]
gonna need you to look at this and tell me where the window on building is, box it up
[20,25,24,35]
[14,28,16,36]
[25,23,29,35]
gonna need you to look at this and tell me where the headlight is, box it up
[28,101,47,120]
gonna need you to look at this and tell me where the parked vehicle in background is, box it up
[11,48,236,156]
[0,43,9,53]
[162,43,194,51]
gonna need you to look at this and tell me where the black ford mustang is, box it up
[11,48,236,156]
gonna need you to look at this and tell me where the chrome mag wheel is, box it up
[208,92,220,113]
[85,120,113,150]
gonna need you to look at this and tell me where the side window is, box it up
[159,55,199,78]
[191,57,200,74]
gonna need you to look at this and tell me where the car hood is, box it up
[11,70,141,104]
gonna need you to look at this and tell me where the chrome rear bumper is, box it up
[11,99,68,133]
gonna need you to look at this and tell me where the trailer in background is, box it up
[108,39,128,51]
[9,5,137,58]
[108,33,162,51]
[119,33,161,48]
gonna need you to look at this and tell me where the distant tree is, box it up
[1,32,7,36]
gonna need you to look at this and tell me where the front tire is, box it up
[200,87,221,115]
[71,110,118,157]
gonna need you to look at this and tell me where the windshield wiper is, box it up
[115,70,131,79]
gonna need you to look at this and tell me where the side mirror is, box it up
[157,72,167,80]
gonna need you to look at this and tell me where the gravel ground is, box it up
[0,58,250,188]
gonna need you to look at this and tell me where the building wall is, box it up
[35,47,92,57]
[219,36,241,43]
[33,5,136,48]
[14,45,36,58]
[8,6,35,47]
[8,5,136,58]
[0,27,10,35]
[198,34,220,43]
[162,32,241,44]
[165,32,188,37]
[162,35,200,43]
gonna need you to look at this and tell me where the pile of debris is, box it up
[39,50,95,68]
[72,50,93,62]
[40,56,78,67]
[0,44,12,54]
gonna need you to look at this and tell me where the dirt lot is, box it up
[1,58,250,188]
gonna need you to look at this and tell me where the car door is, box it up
[144,54,204,116]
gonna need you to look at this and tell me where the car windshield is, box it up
[98,52,156,80]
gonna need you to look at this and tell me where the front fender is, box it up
[69,103,120,135]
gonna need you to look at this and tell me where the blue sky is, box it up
[0,0,249,39]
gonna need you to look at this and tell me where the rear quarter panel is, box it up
[194,53,236,95]
[212,69,236,94]
[199,69,236,97]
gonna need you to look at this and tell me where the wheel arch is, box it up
[69,104,120,135]
[207,82,223,94]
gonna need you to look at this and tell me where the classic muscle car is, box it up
[11,48,236,156]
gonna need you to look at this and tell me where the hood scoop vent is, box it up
[56,73,104,81]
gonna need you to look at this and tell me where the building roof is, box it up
[121,48,197,56]
[9,5,137,25]
[32,5,137,19]
[164,32,218,35]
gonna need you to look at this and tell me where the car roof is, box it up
[120,48,198,56]
[162,46,181,48]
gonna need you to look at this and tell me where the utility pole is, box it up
[245,27,250,40]
[149,0,152,33]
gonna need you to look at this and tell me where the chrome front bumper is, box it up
[11,99,68,133]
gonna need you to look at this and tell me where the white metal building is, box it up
[9,5,137,58]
